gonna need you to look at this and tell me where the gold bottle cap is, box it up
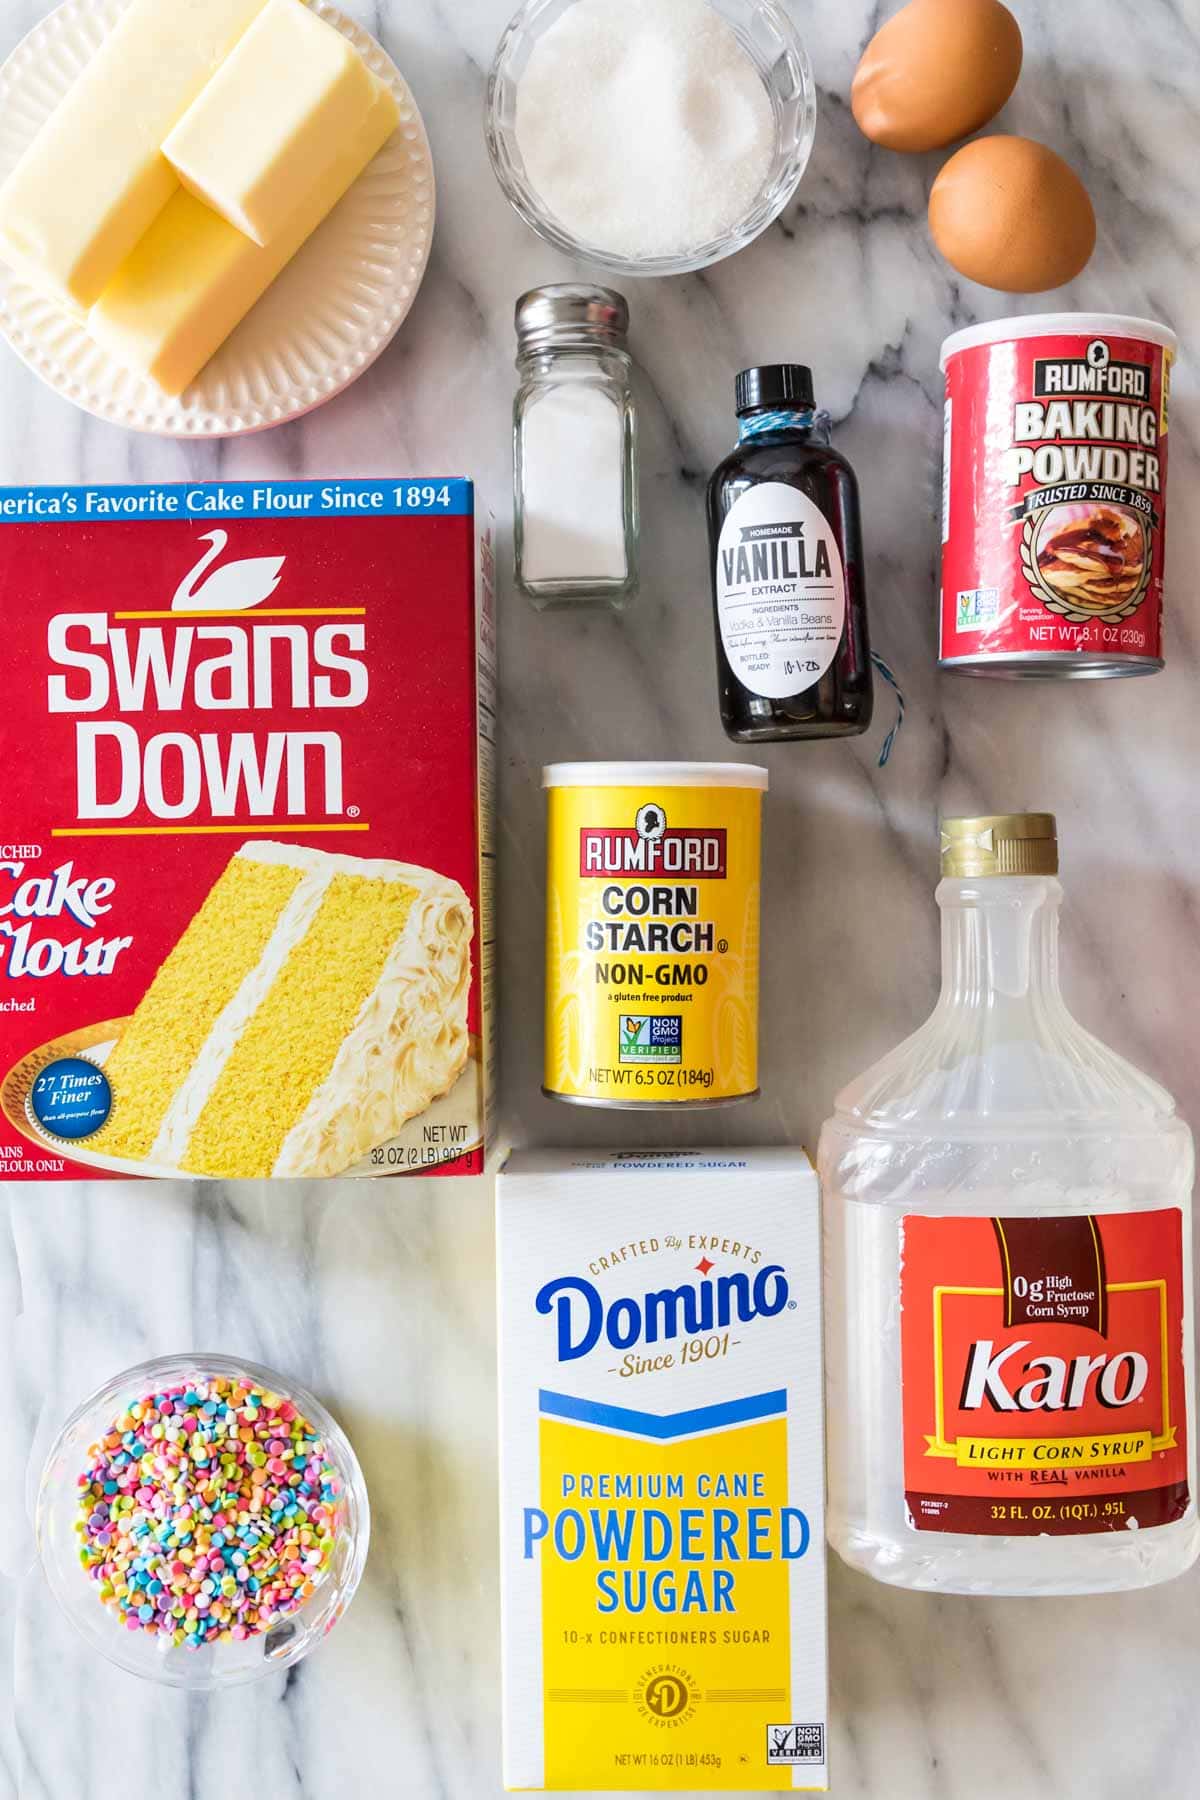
[940,813,1058,878]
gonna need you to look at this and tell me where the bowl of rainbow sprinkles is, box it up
[37,1352,369,1688]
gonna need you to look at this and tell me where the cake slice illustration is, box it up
[92,841,474,1177]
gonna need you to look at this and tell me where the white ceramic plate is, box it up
[0,0,435,436]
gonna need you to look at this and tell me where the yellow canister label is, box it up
[545,779,763,1104]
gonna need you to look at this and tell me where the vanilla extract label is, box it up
[716,481,846,700]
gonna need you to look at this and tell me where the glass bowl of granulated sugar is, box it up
[486,0,815,277]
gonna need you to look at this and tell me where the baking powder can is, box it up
[939,312,1176,678]
[543,761,767,1108]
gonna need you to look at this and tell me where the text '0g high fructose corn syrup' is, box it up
[543,763,767,1108]
[497,1149,828,1791]
[820,815,1199,1595]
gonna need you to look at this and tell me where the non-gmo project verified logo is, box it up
[956,586,999,632]
[619,1015,682,1065]
[766,1724,825,1766]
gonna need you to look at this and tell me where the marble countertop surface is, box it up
[2,0,1199,1794]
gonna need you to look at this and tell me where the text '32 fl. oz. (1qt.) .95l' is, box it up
[820,814,1198,1596]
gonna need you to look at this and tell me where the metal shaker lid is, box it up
[515,283,629,350]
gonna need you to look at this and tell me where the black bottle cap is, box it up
[735,365,815,416]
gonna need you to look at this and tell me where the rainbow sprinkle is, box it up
[74,1374,343,1649]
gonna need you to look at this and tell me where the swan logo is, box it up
[171,530,286,612]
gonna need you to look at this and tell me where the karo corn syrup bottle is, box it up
[821,813,1198,1595]
[706,364,873,742]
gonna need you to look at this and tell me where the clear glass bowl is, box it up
[485,0,816,278]
[36,1352,370,1689]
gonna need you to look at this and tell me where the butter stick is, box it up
[164,0,379,248]
[0,0,272,314]
[89,86,398,396]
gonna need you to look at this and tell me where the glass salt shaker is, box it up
[513,283,638,609]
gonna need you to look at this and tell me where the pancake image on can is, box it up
[939,311,1175,679]
[543,762,767,1108]
[1029,501,1148,616]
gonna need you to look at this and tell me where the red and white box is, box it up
[0,479,495,1180]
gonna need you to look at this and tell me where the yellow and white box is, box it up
[497,1148,828,1791]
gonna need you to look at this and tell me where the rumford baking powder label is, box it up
[0,480,494,1180]
[900,1210,1190,1535]
[544,770,765,1105]
[498,1149,827,1791]
[940,320,1173,668]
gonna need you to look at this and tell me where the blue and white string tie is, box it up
[738,408,816,440]
[871,652,905,767]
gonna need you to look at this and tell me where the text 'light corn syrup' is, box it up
[498,1149,828,1791]
[543,763,767,1109]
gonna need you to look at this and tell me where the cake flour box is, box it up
[0,479,495,1179]
[498,1148,828,1792]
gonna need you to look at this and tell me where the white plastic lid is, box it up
[543,761,769,790]
[941,312,1177,370]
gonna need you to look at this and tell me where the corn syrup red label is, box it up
[900,1210,1190,1535]
[940,326,1171,667]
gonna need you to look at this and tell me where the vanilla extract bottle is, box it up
[706,365,872,742]
[820,815,1199,1596]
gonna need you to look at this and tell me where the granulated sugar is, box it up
[514,0,775,260]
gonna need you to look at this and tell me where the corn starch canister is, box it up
[543,762,767,1107]
[939,312,1175,678]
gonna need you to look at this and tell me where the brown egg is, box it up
[852,0,1023,153]
[928,136,1096,292]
